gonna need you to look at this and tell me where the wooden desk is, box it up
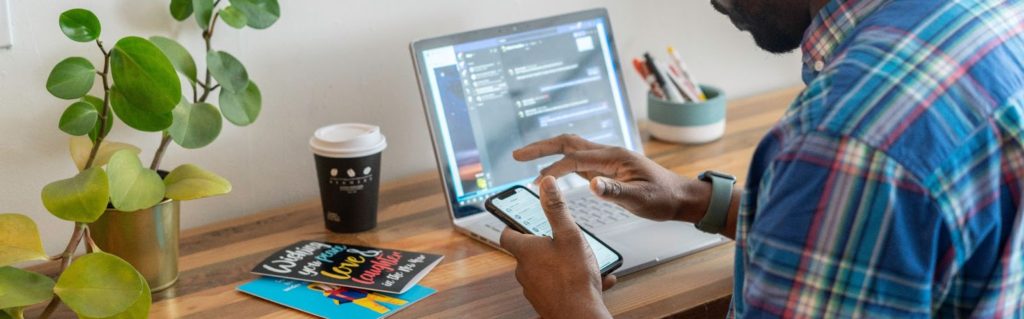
[28,87,800,319]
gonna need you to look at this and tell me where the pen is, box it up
[666,71,694,103]
[666,63,701,102]
[667,46,707,101]
[644,53,685,102]
[633,58,666,99]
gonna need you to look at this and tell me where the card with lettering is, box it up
[251,240,444,294]
[238,276,436,319]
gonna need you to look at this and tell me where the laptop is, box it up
[410,8,725,275]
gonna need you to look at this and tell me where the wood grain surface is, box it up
[25,87,800,319]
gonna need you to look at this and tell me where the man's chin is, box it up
[749,30,802,54]
[732,20,750,31]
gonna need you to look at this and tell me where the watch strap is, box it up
[695,171,735,234]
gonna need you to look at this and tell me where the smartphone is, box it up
[485,185,623,276]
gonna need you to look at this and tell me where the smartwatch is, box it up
[695,170,736,234]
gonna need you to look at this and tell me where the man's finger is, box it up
[538,176,580,237]
[538,149,621,180]
[601,275,618,291]
[590,176,646,203]
[513,134,600,161]
[499,227,530,256]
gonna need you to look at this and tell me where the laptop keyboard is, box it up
[568,196,639,230]
[481,196,640,233]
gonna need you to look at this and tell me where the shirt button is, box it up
[813,60,825,72]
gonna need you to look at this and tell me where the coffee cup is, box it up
[309,123,387,233]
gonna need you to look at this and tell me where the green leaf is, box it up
[81,95,113,142]
[110,86,173,132]
[194,0,214,30]
[169,101,222,149]
[41,168,110,223]
[110,36,181,114]
[228,0,279,29]
[59,9,101,42]
[54,252,144,318]
[46,57,96,100]
[150,36,197,84]
[219,6,247,29]
[164,164,232,200]
[206,51,249,92]
[106,150,165,212]
[59,101,99,136]
[219,80,261,126]
[169,0,193,21]
[80,273,150,319]
[70,136,141,171]
[0,309,13,319]
[0,214,48,266]
[0,267,55,309]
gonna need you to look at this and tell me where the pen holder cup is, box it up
[647,85,726,144]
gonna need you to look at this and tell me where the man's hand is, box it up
[500,176,615,319]
[513,134,707,222]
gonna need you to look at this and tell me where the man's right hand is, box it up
[513,134,709,223]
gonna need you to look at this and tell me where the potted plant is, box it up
[0,0,279,318]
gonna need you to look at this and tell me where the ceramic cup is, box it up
[647,85,726,144]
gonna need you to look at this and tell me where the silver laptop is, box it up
[410,8,725,276]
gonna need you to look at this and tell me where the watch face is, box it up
[702,170,737,183]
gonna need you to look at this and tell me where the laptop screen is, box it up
[413,9,639,218]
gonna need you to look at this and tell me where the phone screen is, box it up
[489,187,621,272]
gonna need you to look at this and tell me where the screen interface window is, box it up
[491,188,620,270]
[422,18,634,215]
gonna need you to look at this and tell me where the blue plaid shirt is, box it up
[733,0,1024,317]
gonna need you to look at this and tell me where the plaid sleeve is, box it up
[738,132,947,318]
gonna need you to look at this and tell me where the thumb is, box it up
[538,176,579,238]
[590,176,644,202]
[601,275,618,291]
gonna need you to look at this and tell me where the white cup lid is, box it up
[309,123,387,158]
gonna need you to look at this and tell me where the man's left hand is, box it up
[500,176,616,319]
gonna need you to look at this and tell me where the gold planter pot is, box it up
[89,199,180,292]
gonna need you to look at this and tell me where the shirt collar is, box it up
[801,0,888,81]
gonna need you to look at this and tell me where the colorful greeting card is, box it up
[251,240,444,294]
[238,277,436,319]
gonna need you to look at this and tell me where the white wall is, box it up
[0,0,801,255]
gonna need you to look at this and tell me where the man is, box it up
[500,0,1024,317]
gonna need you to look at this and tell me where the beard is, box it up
[713,0,811,54]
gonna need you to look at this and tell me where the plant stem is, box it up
[83,40,113,170]
[150,133,172,170]
[83,226,100,253]
[38,223,87,319]
[199,83,219,102]
[151,9,220,170]
[38,297,61,319]
[198,12,220,103]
